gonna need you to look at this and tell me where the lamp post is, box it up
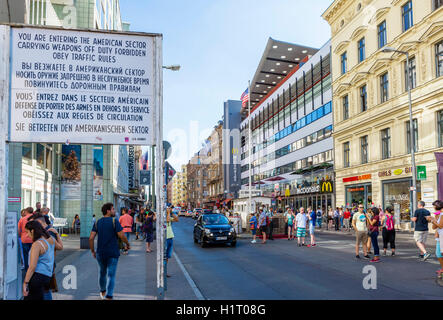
[382,47,417,220]
[156,64,180,300]
[247,81,253,218]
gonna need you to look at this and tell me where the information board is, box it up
[9,27,157,145]
[6,212,18,283]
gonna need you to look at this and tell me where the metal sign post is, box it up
[0,25,11,300]
[153,36,165,300]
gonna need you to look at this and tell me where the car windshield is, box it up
[202,214,229,225]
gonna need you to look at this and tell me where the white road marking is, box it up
[173,251,205,300]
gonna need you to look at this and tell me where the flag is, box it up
[139,151,149,170]
[240,88,249,108]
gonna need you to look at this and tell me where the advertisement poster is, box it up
[61,145,81,200]
[93,146,104,201]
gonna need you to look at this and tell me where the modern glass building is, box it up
[240,39,334,211]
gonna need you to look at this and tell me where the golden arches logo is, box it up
[232,148,239,154]
[321,181,333,193]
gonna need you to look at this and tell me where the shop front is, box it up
[282,177,334,211]
[345,184,372,210]
[382,178,421,223]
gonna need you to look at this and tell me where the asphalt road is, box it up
[173,217,443,300]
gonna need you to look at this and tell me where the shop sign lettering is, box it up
[296,185,320,194]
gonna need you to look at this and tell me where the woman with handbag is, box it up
[23,220,63,300]
[367,207,381,263]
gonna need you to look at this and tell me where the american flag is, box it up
[240,88,249,108]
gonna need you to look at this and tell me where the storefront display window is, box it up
[382,179,421,222]
[346,184,372,210]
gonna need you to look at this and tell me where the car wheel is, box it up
[230,241,237,247]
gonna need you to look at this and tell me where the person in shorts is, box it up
[412,201,431,261]
[249,213,258,244]
[352,205,370,259]
[295,207,308,247]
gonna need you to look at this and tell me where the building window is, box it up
[343,95,349,120]
[404,56,416,90]
[361,135,368,164]
[381,128,391,159]
[36,144,45,168]
[438,110,443,147]
[343,142,350,168]
[434,0,442,10]
[402,1,413,32]
[358,37,365,62]
[341,52,347,75]
[378,21,387,48]
[380,72,389,103]
[360,84,367,111]
[22,143,32,165]
[406,119,418,153]
[436,40,443,78]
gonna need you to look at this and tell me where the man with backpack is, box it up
[89,203,130,300]
[316,208,322,228]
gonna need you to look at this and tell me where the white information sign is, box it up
[9,27,156,145]
[6,212,18,283]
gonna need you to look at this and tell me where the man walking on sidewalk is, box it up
[352,205,370,259]
[89,203,130,300]
[412,201,431,261]
[119,208,133,255]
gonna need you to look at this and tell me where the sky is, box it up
[120,0,333,171]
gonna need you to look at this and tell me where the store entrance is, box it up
[345,184,372,210]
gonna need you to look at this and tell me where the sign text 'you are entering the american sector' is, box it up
[9,27,157,145]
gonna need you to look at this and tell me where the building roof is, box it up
[246,38,318,113]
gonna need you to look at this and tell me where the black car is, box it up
[193,213,237,247]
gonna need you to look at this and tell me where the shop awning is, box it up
[266,176,285,182]
[224,198,233,204]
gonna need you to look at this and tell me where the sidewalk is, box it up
[52,234,197,300]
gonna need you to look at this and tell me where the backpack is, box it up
[316,210,322,218]
[386,215,394,231]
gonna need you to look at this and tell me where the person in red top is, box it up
[119,208,133,255]
[18,207,34,271]
[343,208,351,232]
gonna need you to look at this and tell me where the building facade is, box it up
[172,165,188,208]
[323,0,443,228]
[186,154,209,209]
[240,38,334,212]
[223,100,243,201]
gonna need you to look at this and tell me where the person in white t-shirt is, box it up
[295,207,309,247]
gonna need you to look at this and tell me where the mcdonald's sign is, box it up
[320,180,333,193]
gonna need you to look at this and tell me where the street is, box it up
[53,217,443,300]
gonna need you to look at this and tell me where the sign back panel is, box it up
[9,27,156,145]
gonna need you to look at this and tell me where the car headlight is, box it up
[204,228,211,234]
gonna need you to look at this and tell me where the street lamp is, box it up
[156,63,181,300]
[162,64,181,71]
[382,47,417,220]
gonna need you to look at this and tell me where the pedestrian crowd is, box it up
[248,200,443,273]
